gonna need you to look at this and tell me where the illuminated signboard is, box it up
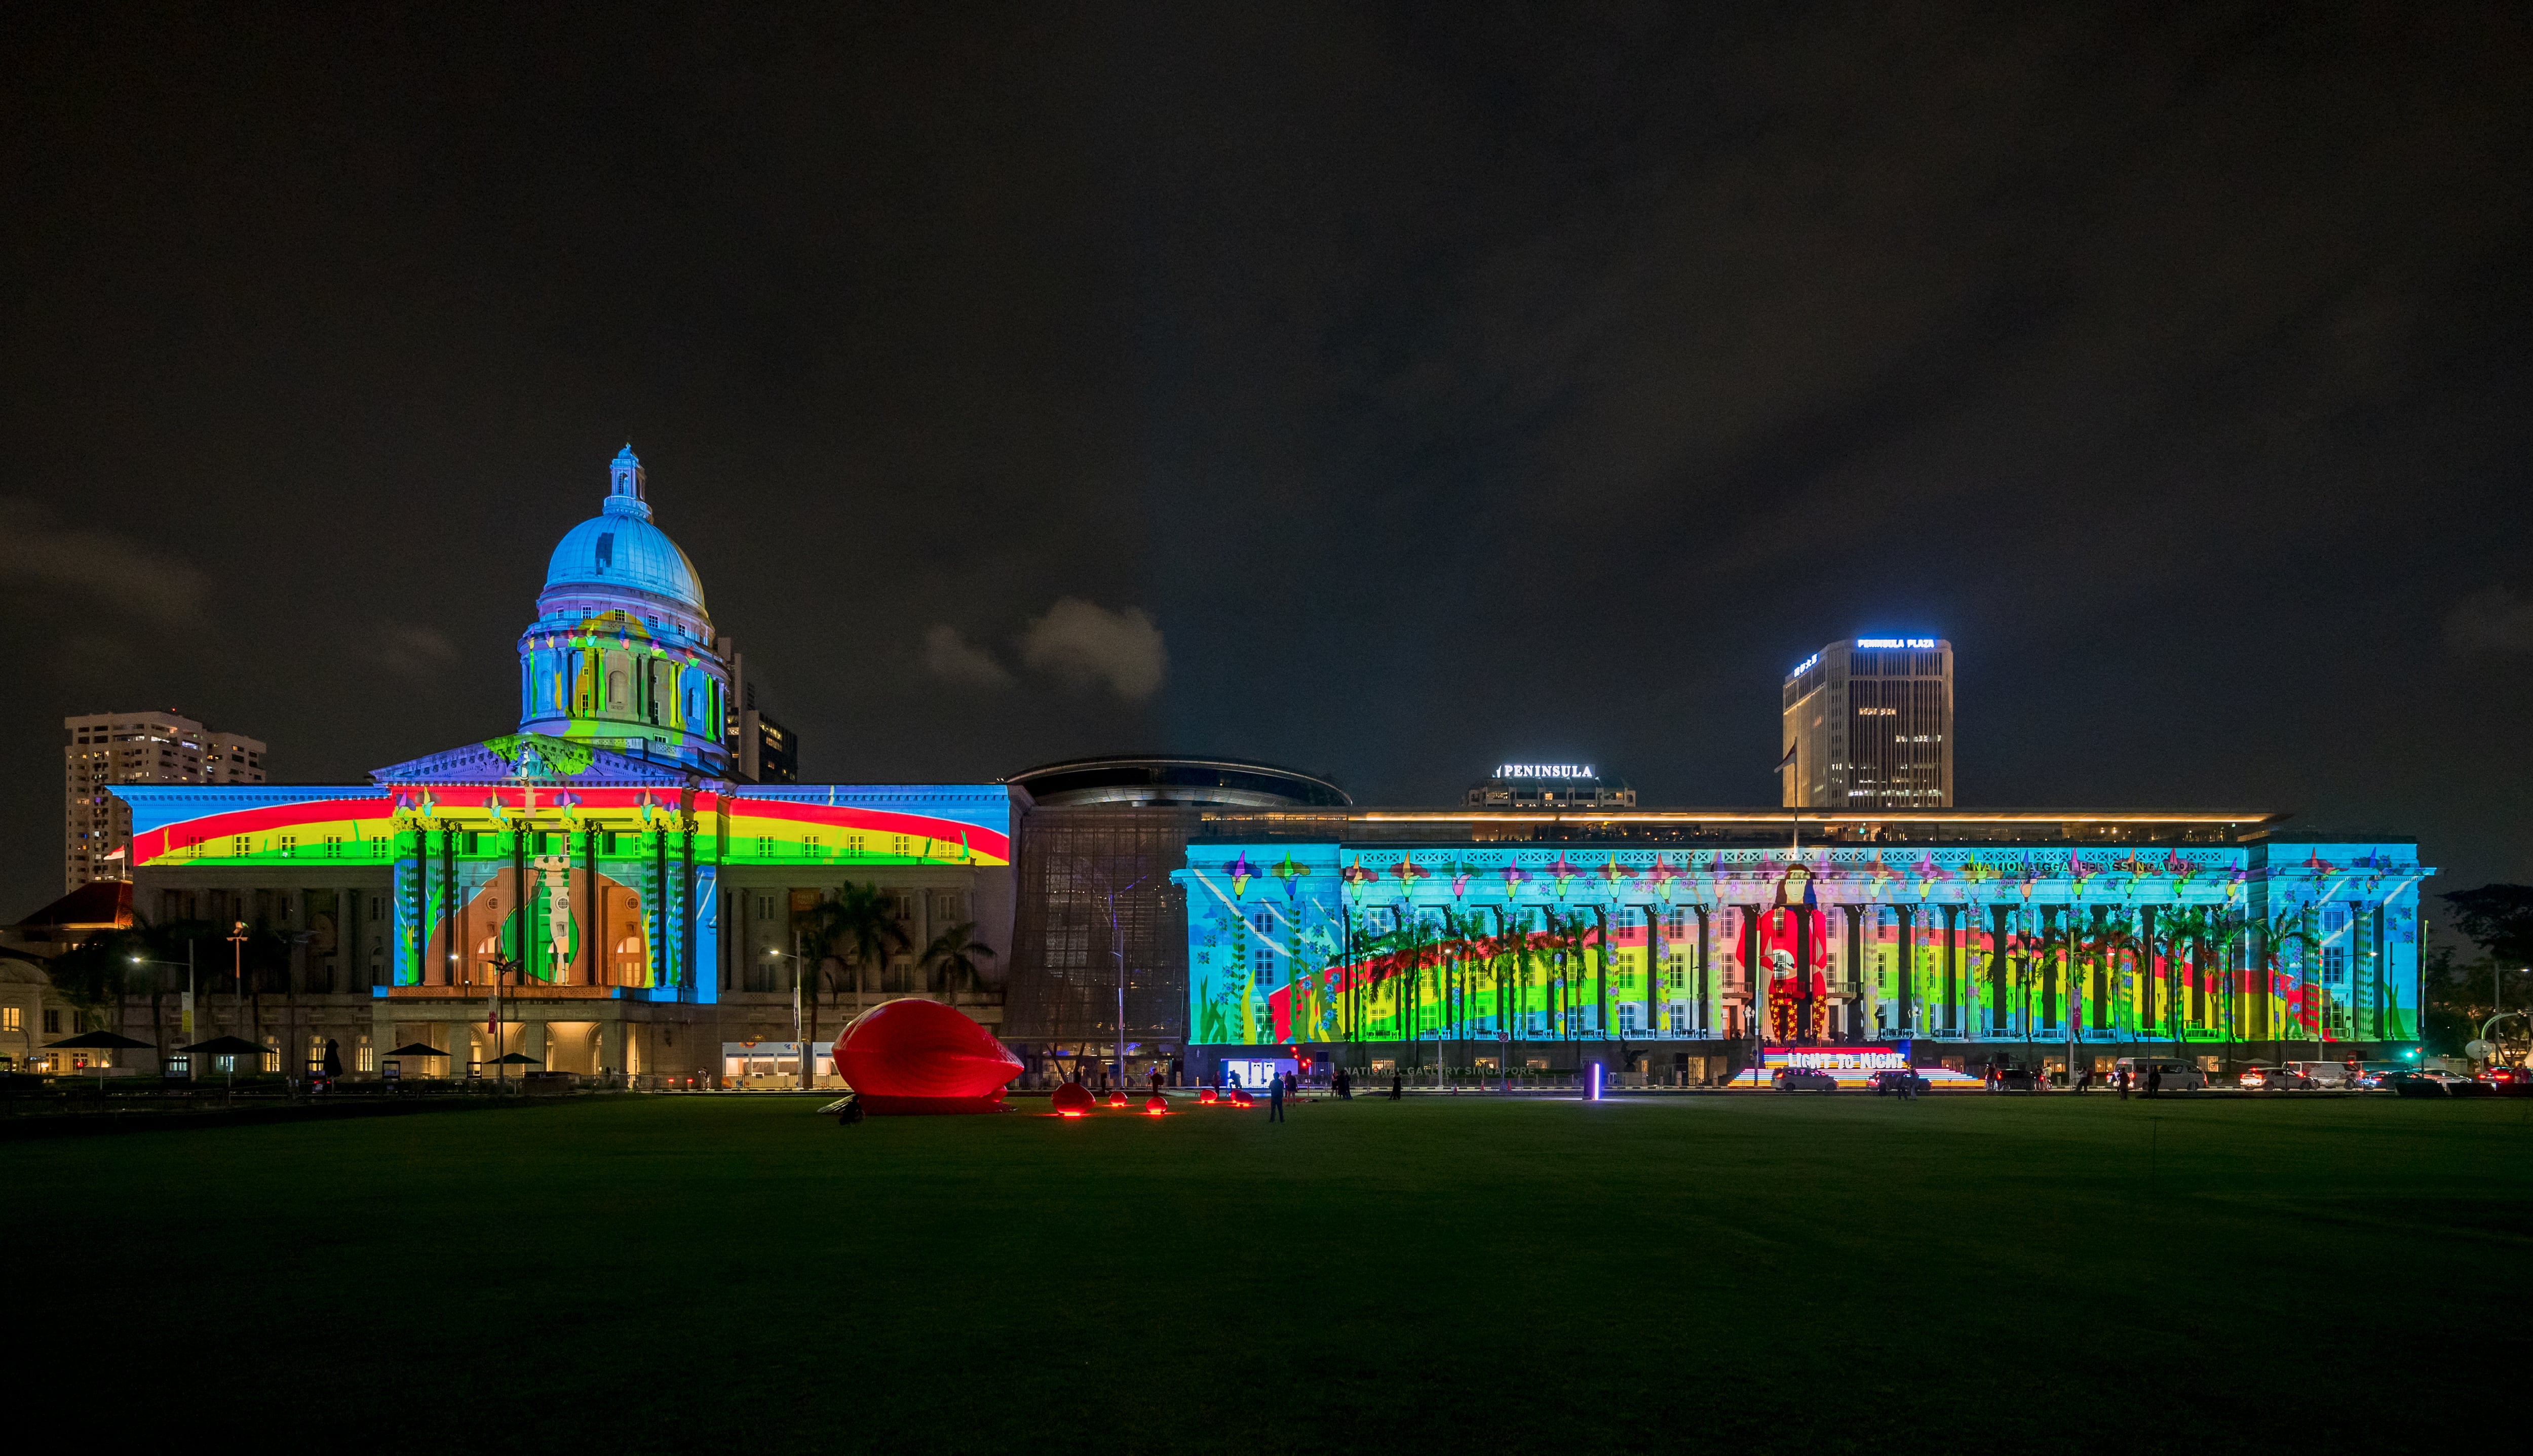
[1792,653,1820,675]
[1763,1045,1908,1071]
[1495,764,1595,780]
[1855,638,1937,649]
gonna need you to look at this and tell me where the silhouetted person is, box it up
[1268,1074,1284,1123]
[2118,1068,2131,1100]
[1390,1071,1402,1100]
[2145,1066,2162,1097]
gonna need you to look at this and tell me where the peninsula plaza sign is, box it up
[1494,763,1595,780]
[1855,637,1937,649]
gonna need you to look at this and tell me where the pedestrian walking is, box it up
[1335,1068,1352,1100]
[2117,1068,2130,1100]
[1390,1071,1402,1100]
[1268,1074,1285,1123]
[1901,1068,1918,1101]
[2145,1065,2162,1097]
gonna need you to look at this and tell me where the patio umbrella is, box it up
[43,1030,154,1093]
[490,1052,542,1064]
[383,1042,447,1058]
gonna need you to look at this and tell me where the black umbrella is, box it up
[43,1030,153,1092]
[382,1042,448,1058]
[490,1052,542,1065]
[43,1030,153,1050]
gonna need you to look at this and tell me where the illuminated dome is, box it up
[516,447,733,774]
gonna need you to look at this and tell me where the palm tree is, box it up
[821,882,908,998]
[916,922,998,997]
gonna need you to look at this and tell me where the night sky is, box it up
[4,5,2529,915]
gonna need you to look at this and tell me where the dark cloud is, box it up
[0,3,2528,909]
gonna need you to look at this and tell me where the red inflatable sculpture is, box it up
[832,998,1023,1115]
[1050,1082,1095,1117]
[1196,1086,1218,1105]
[1142,1094,1170,1116]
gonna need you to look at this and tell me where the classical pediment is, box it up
[371,733,700,787]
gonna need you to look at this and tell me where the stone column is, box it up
[523,1018,547,1074]
[1894,905,1916,1040]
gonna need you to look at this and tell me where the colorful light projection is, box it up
[115,742,1014,1004]
[1174,841,2429,1048]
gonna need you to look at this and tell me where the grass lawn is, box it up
[14,1091,2531,1453]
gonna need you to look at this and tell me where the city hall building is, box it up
[91,449,1016,1084]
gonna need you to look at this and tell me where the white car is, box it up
[2114,1056,2208,1091]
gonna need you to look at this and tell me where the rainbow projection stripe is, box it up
[115,784,1011,869]
[1176,840,2427,1048]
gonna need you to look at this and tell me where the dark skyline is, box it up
[4,4,2528,913]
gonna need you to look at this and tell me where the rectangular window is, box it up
[1,1007,18,1032]
[43,1009,60,1034]
[232,835,251,857]
[803,835,820,858]
[755,836,775,857]
[357,1043,374,1072]
[846,835,866,856]
[2321,906,2350,986]
[891,835,910,857]
[261,1041,281,1073]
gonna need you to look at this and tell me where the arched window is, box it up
[607,670,627,710]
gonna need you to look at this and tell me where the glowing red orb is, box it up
[1143,1095,1169,1116]
[1197,1087,1218,1104]
[1104,1090,1127,1108]
[833,998,1023,1115]
[1050,1082,1095,1117]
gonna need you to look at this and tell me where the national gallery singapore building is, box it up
[51,451,2428,1085]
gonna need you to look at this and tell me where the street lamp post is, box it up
[225,921,249,1070]
[765,947,815,1088]
[128,950,195,1079]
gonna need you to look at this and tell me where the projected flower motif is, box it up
[1544,854,1580,898]
[1910,851,1950,898]
[1597,857,1629,894]
[1861,852,1898,898]
[2068,853,2101,900]
[1340,858,1379,889]
[1227,850,1258,899]
[1500,864,1531,896]
[1959,855,1999,889]
[1391,852,1432,887]
[1644,854,1682,902]
[1447,862,1473,900]
[1270,852,1311,895]
[2163,849,2201,891]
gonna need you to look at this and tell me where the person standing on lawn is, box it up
[1268,1073,1285,1123]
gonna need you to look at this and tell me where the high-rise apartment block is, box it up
[63,712,265,890]
[1780,637,1952,809]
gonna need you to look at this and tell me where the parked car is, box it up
[2279,1060,2351,1088]
[2113,1056,2209,1091]
[2385,1069,2478,1096]
[2240,1066,2312,1090]
[2476,1066,2533,1095]
[1772,1067,1838,1092]
[1869,1069,1932,1096]
[1985,1065,2039,1093]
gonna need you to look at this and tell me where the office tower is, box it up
[1780,637,1952,808]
